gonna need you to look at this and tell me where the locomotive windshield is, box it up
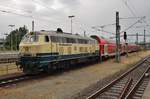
[22,32,38,42]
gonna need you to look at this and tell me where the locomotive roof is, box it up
[33,30,95,41]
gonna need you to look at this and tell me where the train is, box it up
[16,28,140,74]
[91,35,140,57]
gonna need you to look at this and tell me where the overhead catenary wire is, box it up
[122,0,137,17]
[0,0,64,24]
[92,26,115,35]
[122,0,150,33]
[0,9,32,18]
[119,17,143,20]
[81,21,115,34]
[127,0,140,15]
[120,16,146,34]
[125,0,150,31]
[0,9,55,23]
[0,5,32,14]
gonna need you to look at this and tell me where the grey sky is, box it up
[0,0,150,42]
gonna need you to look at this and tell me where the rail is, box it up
[118,78,132,99]
[125,66,150,99]
[86,56,150,99]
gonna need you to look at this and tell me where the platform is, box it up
[142,79,150,99]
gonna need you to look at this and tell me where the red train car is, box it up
[91,35,140,58]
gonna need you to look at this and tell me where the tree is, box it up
[4,25,28,50]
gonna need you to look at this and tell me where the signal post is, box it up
[116,12,121,62]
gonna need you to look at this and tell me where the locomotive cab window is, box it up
[45,35,49,42]
[22,33,38,42]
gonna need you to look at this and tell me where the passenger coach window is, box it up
[45,36,49,42]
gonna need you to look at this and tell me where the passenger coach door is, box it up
[104,44,108,55]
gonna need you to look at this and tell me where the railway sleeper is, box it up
[110,87,124,91]
[107,88,123,93]
[134,92,143,97]
[98,95,117,99]
[135,90,144,94]
[132,96,141,99]
[102,92,120,96]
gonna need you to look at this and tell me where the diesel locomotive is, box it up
[17,29,100,74]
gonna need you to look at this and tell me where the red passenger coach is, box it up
[91,35,140,59]
[91,35,116,57]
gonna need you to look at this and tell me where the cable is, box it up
[97,29,115,35]
[97,23,116,28]
[122,0,150,36]
[91,23,116,35]
[120,17,143,20]
[121,16,146,33]
[0,9,32,18]
[0,9,54,23]
[0,5,32,14]
[122,0,137,17]
[0,1,64,24]
[127,0,139,15]
[92,27,115,35]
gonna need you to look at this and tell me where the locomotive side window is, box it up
[45,35,49,42]
[66,38,76,43]
[78,39,88,44]
[62,37,67,43]
[50,36,58,42]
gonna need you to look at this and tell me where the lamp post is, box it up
[8,24,15,51]
[68,15,75,33]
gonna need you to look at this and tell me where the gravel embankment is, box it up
[0,51,150,99]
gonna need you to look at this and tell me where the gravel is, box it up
[0,51,150,99]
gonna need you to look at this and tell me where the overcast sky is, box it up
[0,0,150,42]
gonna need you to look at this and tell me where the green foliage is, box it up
[4,25,28,50]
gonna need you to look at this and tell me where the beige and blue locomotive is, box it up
[17,29,100,74]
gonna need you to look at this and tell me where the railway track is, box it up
[86,56,150,99]
[0,74,30,87]
[0,73,53,87]
[0,71,58,87]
